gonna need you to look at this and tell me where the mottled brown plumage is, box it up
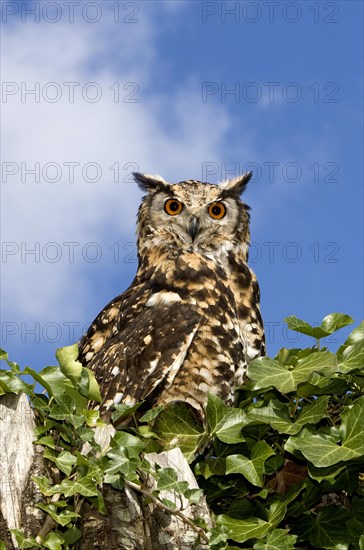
[78,172,265,415]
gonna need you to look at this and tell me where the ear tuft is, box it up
[133,172,167,192]
[221,171,253,196]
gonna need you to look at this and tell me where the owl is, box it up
[78,172,265,418]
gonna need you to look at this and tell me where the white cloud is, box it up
[1,6,233,328]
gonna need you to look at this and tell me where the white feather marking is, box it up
[220,172,250,189]
[145,291,182,308]
[162,324,200,389]
[146,355,161,376]
[113,392,124,405]
[111,366,120,376]
[140,172,166,183]
[85,352,93,362]
[92,337,104,352]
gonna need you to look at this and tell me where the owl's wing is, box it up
[79,284,200,411]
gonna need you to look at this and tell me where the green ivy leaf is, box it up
[226,441,275,487]
[215,409,247,444]
[61,526,82,545]
[216,501,286,543]
[9,531,42,548]
[111,431,145,458]
[56,343,82,381]
[320,313,354,335]
[0,372,33,394]
[286,398,364,466]
[23,366,68,399]
[156,468,188,494]
[248,352,336,393]
[36,503,80,526]
[307,462,347,483]
[344,321,364,346]
[153,402,206,462]
[184,487,204,504]
[339,396,364,450]
[114,401,144,422]
[247,396,329,435]
[248,357,296,393]
[337,342,364,374]
[284,316,328,339]
[253,529,298,550]
[195,457,226,479]
[43,448,77,476]
[77,367,102,402]
[293,505,352,548]
[42,531,65,550]
[206,393,230,435]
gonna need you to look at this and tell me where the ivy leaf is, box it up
[339,396,364,450]
[77,367,102,402]
[43,449,77,476]
[46,477,99,498]
[42,531,65,550]
[253,529,298,550]
[205,393,230,435]
[337,342,364,374]
[307,462,347,483]
[32,475,52,495]
[0,349,8,360]
[9,531,42,548]
[49,396,76,421]
[320,313,354,335]
[215,409,247,444]
[56,343,82,382]
[36,503,80,526]
[153,402,206,462]
[184,488,204,504]
[216,501,286,543]
[155,468,188,494]
[344,321,364,346]
[248,357,296,393]
[248,352,336,393]
[139,404,163,423]
[0,372,32,394]
[284,316,328,339]
[61,527,82,545]
[247,397,328,435]
[23,366,68,399]
[71,477,100,497]
[286,398,364,466]
[226,441,275,487]
[195,457,226,479]
[105,432,144,480]
[293,505,352,548]
[111,431,145,459]
[274,348,301,366]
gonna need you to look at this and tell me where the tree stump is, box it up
[0,394,211,549]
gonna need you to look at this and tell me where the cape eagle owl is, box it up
[78,172,265,416]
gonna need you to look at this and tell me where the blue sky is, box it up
[1,0,363,372]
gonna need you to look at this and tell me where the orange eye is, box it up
[164,199,183,216]
[208,202,226,220]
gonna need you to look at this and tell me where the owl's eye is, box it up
[208,202,226,220]
[164,199,183,216]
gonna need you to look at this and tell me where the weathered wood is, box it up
[0,393,47,548]
[0,394,211,549]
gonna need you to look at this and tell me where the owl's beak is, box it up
[188,217,199,241]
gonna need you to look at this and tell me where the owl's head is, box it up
[133,172,253,262]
